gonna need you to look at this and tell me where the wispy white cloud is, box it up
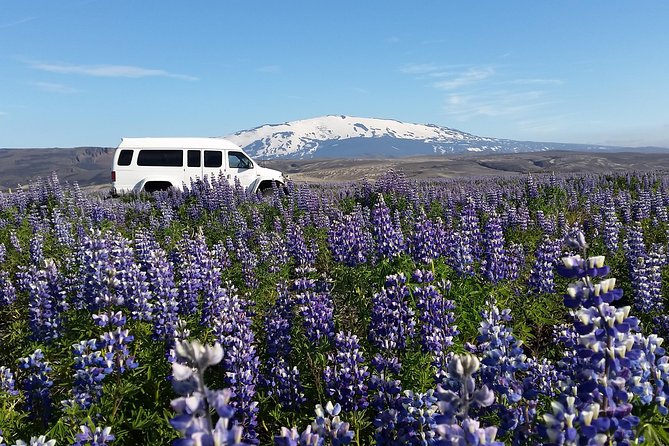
[508,78,564,86]
[28,61,198,80]
[420,38,447,45]
[30,81,79,94]
[347,87,369,94]
[401,61,565,134]
[257,65,280,73]
[443,90,553,120]
[433,67,495,90]
[0,16,36,29]
[400,63,442,75]
[400,63,493,81]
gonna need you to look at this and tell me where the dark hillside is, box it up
[1,147,669,190]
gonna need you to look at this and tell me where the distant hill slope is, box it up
[0,147,114,190]
[2,148,668,191]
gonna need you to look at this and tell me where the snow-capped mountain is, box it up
[223,115,653,159]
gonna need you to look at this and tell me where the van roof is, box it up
[118,137,242,150]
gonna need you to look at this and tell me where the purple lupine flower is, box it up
[371,194,405,261]
[310,402,354,445]
[274,426,322,446]
[368,274,416,444]
[628,243,665,316]
[109,235,153,321]
[72,425,115,446]
[21,259,67,343]
[445,229,475,277]
[287,221,316,270]
[434,417,503,446]
[77,230,120,312]
[29,232,44,265]
[7,434,56,446]
[323,332,370,412]
[505,242,524,281]
[263,284,305,411]
[173,229,210,315]
[135,231,180,347]
[209,283,260,443]
[388,389,440,445]
[258,232,290,274]
[235,241,259,289]
[328,206,373,267]
[368,273,415,353]
[653,189,668,222]
[51,208,75,247]
[434,354,495,425]
[528,236,562,294]
[408,212,441,265]
[601,194,621,253]
[633,189,652,221]
[514,206,530,231]
[476,300,545,438]
[66,339,113,409]
[212,241,232,271]
[18,349,53,423]
[96,311,138,374]
[200,243,232,326]
[480,213,507,284]
[0,366,19,396]
[526,174,539,199]
[460,197,482,262]
[654,314,669,338]
[623,221,646,259]
[535,210,556,235]
[0,242,6,263]
[170,340,250,446]
[414,276,458,375]
[9,231,22,254]
[297,287,335,345]
[548,237,665,444]
[0,271,16,306]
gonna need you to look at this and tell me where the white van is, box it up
[110,137,287,195]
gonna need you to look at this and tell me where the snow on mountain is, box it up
[222,115,637,159]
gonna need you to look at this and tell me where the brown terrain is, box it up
[1,147,669,192]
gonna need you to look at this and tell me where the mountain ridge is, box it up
[223,115,668,159]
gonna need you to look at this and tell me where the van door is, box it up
[184,149,203,187]
[203,150,226,184]
[227,151,257,190]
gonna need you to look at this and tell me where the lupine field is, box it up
[1,169,669,445]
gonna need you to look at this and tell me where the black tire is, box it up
[143,181,173,193]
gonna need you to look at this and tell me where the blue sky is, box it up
[2,0,668,148]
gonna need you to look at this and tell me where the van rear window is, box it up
[117,149,134,166]
[137,150,183,167]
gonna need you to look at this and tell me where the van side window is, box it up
[204,151,222,168]
[137,150,183,167]
[187,150,201,167]
[228,151,252,169]
[117,149,134,166]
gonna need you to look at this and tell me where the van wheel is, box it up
[143,181,173,193]
[259,186,274,198]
